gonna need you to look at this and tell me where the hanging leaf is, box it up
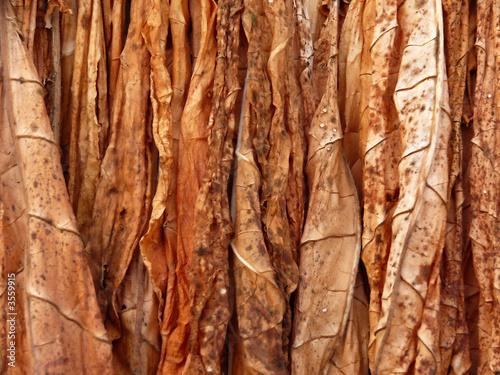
[0,3,113,373]
[467,0,500,372]
[291,4,364,373]
[67,0,109,242]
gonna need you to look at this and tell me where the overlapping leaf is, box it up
[0,4,113,373]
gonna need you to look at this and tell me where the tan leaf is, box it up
[338,0,364,195]
[0,3,113,373]
[369,0,453,372]
[160,0,218,371]
[155,0,192,372]
[467,0,500,372]
[438,0,471,372]
[184,0,243,373]
[230,0,306,370]
[67,0,109,242]
[84,0,160,372]
[291,4,364,373]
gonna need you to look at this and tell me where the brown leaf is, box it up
[0,3,113,372]
[67,0,109,242]
[291,4,364,373]
[107,0,127,108]
[230,0,306,370]
[438,0,471,372]
[467,0,500,372]
[59,0,77,162]
[359,0,400,368]
[338,0,364,195]
[184,0,243,373]
[159,0,218,371]
[84,0,160,372]
[368,0,453,372]
[328,272,370,374]
[155,0,192,372]
[138,0,175,373]
[295,0,318,131]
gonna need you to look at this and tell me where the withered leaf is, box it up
[368,0,454,372]
[467,0,500,372]
[84,0,159,372]
[230,0,306,370]
[0,3,113,373]
[439,0,471,373]
[184,0,243,373]
[160,0,218,371]
[291,4,364,373]
[155,0,192,372]
[67,0,109,242]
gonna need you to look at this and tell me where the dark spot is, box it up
[418,264,431,282]
[81,14,90,28]
[392,187,400,201]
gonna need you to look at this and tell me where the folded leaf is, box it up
[184,0,243,373]
[67,0,109,242]
[291,4,364,373]
[84,0,160,371]
[467,0,500,372]
[370,0,453,372]
[0,4,113,372]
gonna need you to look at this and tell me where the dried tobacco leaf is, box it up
[328,272,370,374]
[439,0,471,373]
[231,73,288,374]
[0,3,113,373]
[440,183,471,375]
[0,56,32,375]
[369,0,453,372]
[11,0,36,48]
[184,0,243,372]
[291,4,364,373]
[59,0,77,164]
[295,0,318,130]
[306,0,326,44]
[284,0,308,269]
[230,0,306,370]
[155,0,192,372]
[467,0,500,372]
[84,0,160,372]
[260,0,305,361]
[107,0,126,108]
[137,0,175,374]
[2,0,498,373]
[359,0,400,368]
[463,77,480,373]
[67,0,109,242]
[338,0,364,194]
[140,0,173,320]
[160,0,218,371]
